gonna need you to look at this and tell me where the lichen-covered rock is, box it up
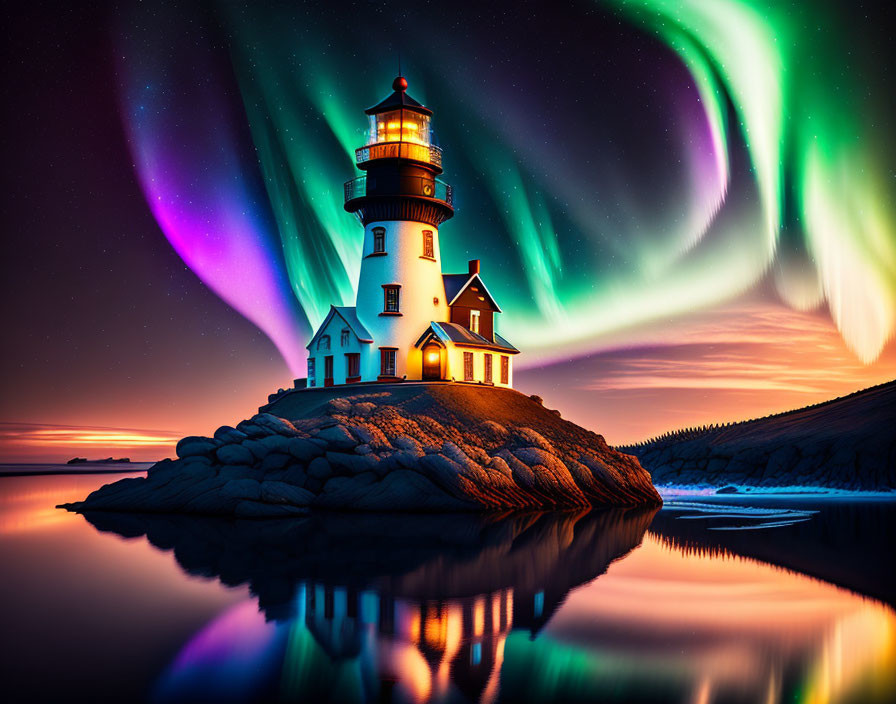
[63,384,661,517]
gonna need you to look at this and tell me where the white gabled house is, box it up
[305,76,519,389]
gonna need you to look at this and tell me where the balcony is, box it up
[344,175,453,207]
[355,142,443,169]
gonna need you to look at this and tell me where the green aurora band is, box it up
[603,0,896,363]
[211,1,893,367]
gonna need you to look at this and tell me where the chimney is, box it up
[468,259,480,275]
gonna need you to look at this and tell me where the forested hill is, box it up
[617,381,896,490]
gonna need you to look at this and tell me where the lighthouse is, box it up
[305,76,519,388]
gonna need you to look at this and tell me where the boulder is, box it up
[288,437,324,463]
[315,424,357,451]
[214,426,248,444]
[235,419,270,439]
[253,413,301,437]
[216,443,255,466]
[220,478,262,501]
[259,452,293,472]
[307,457,332,480]
[259,481,315,506]
[176,436,218,459]
[326,451,379,476]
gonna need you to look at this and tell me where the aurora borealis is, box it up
[116,0,896,364]
[2,0,894,460]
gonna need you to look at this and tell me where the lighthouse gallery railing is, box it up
[343,175,453,207]
[355,142,442,168]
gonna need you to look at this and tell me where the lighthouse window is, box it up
[373,227,385,253]
[463,352,474,381]
[422,230,434,258]
[340,328,350,347]
[383,285,401,313]
[318,335,330,351]
[501,356,509,385]
[470,310,480,334]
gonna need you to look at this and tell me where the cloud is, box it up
[0,422,180,451]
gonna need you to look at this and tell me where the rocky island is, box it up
[62,383,661,516]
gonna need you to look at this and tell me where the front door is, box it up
[324,355,334,386]
[422,345,442,380]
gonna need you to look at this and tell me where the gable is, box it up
[306,306,373,350]
[442,274,502,312]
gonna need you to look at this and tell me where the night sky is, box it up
[2,1,894,461]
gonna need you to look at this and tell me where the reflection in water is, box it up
[651,497,896,607]
[81,503,896,704]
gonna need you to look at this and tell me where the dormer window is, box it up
[470,310,480,334]
[422,230,434,259]
[318,335,330,351]
[373,227,385,253]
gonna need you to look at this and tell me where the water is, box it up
[1,473,894,703]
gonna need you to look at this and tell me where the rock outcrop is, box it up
[63,384,660,515]
[619,380,896,491]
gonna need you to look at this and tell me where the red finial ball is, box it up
[393,76,408,92]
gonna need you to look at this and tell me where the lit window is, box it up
[307,358,316,387]
[484,353,492,383]
[470,310,480,334]
[383,285,400,313]
[369,109,431,146]
[501,356,509,385]
[380,348,396,377]
[341,328,350,347]
[422,230,434,258]
[463,351,474,381]
[373,227,385,253]
[471,642,482,666]
[318,335,330,351]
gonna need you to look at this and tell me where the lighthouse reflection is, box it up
[81,505,896,703]
[84,508,653,702]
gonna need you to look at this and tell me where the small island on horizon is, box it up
[67,457,132,465]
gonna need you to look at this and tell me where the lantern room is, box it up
[355,76,442,171]
[368,109,431,146]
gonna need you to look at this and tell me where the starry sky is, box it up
[2,0,894,461]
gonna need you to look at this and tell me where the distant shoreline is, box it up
[0,463,153,477]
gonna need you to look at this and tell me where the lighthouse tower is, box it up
[305,76,518,388]
[345,76,454,381]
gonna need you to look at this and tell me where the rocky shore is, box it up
[63,384,660,516]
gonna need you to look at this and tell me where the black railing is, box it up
[344,175,453,207]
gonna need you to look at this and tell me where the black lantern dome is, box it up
[344,76,453,228]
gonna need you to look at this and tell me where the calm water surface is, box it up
[1,472,894,703]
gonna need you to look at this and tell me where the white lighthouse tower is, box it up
[305,76,519,388]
